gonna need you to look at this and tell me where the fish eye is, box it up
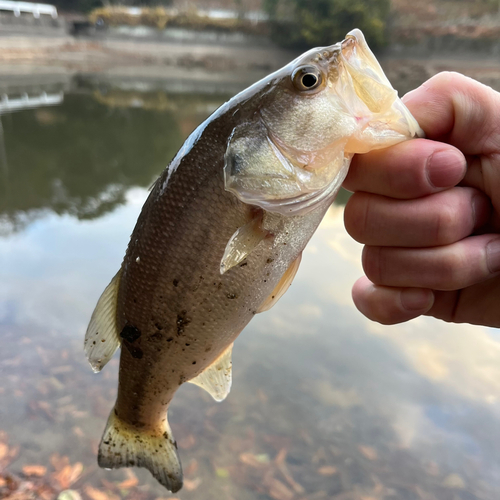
[292,66,322,91]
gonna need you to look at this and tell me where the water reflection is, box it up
[0,89,229,235]
[0,92,64,115]
[1,75,500,500]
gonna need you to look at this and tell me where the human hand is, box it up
[343,72,500,327]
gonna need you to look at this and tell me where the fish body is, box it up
[85,29,422,492]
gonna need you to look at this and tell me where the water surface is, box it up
[1,70,500,500]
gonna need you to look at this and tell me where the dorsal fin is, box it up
[257,253,302,313]
[188,343,233,402]
[84,270,122,373]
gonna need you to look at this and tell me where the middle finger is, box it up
[344,187,491,247]
[343,139,466,199]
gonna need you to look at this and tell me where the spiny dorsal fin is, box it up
[188,343,233,402]
[220,216,267,274]
[84,270,122,373]
[257,253,302,313]
[98,408,183,493]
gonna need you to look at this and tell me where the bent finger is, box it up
[352,276,434,325]
[362,234,500,291]
[344,139,466,198]
[403,72,500,156]
[344,187,490,247]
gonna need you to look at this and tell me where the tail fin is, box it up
[98,409,183,493]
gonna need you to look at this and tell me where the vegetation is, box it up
[263,0,391,49]
[88,6,267,33]
[88,6,171,29]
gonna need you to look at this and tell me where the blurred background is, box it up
[2,1,500,500]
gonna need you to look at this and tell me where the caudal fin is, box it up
[98,409,183,493]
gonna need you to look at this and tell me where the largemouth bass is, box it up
[85,29,422,492]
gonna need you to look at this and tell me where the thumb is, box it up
[403,72,500,157]
[403,72,500,210]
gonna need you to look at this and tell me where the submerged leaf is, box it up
[22,465,47,477]
[84,485,109,500]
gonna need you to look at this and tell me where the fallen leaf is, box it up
[275,448,287,467]
[215,467,229,478]
[84,485,109,500]
[183,477,201,491]
[239,453,270,467]
[184,459,198,476]
[318,465,337,476]
[274,449,304,494]
[118,469,138,489]
[22,465,47,477]
[100,479,117,491]
[0,443,8,460]
[58,490,83,500]
[265,477,294,500]
[51,454,70,471]
[177,434,196,450]
[358,446,377,461]
[53,462,83,489]
[73,427,85,438]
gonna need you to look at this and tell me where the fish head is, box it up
[224,29,423,216]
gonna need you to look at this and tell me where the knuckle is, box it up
[433,202,460,245]
[345,193,371,243]
[434,251,466,289]
[362,246,383,284]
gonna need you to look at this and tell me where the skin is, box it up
[343,72,500,328]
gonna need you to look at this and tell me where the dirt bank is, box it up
[1,34,500,95]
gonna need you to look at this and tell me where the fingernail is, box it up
[402,88,419,103]
[486,238,500,273]
[427,150,466,188]
[400,288,433,311]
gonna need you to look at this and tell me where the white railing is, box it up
[0,0,58,19]
[0,92,64,114]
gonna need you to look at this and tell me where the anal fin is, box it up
[84,270,122,373]
[188,343,233,402]
[98,408,183,493]
[257,253,302,313]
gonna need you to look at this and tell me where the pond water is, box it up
[1,68,500,500]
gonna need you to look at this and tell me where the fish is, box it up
[84,29,423,493]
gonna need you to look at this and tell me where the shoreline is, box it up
[1,32,500,96]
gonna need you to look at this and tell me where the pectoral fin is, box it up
[257,253,302,313]
[188,343,233,402]
[220,216,267,274]
[84,270,122,373]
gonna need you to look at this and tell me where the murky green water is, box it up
[1,72,500,500]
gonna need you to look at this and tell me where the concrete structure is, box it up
[0,0,57,19]
[0,91,64,114]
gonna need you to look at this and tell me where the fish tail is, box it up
[98,408,183,493]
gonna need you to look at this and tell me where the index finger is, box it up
[343,138,466,199]
[403,72,500,155]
